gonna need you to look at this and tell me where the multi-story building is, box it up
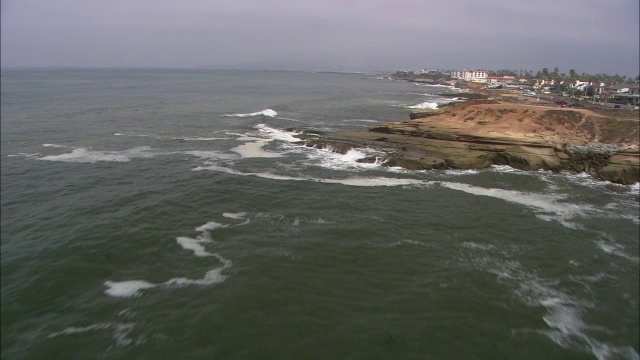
[450,69,487,82]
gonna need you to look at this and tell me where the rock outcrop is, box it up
[294,101,640,185]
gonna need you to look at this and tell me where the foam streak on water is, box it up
[461,242,639,360]
[38,146,156,163]
[104,218,233,298]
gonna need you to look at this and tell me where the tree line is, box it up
[488,67,638,85]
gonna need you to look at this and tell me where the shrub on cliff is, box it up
[567,144,618,173]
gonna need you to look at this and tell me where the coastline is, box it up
[293,88,640,185]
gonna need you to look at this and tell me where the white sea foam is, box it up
[193,164,423,187]
[538,296,639,360]
[104,280,157,298]
[225,109,278,118]
[164,258,230,287]
[6,152,41,159]
[195,221,227,232]
[48,323,112,338]
[176,237,213,257]
[461,246,637,360]
[113,132,158,138]
[42,143,66,148]
[407,101,439,109]
[444,169,480,176]
[184,150,238,160]
[322,177,422,187]
[596,240,639,262]
[39,147,155,163]
[236,135,259,141]
[47,322,141,347]
[104,219,233,298]
[178,136,228,141]
[305,145,386,171]
[255,124,300,142]
[343,119,379,123]
[440,182,588,228]
[223,212,247,220]
[231,139,283,158]
[461,242,496,251]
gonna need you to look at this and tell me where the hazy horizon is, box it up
[2,0,639,77]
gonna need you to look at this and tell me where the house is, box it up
[608,84,630,94]
[450,69,487,83]
[592,84,606,97]
[607,85,640,105]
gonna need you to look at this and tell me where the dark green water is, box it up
[1,69,638,359]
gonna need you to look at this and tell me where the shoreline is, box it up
[292,88,640,185]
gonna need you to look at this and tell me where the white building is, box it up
[486,76,516,86]
[450,69,487,83]
[571,80,606,91]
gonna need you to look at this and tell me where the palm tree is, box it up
[569,69,578,98]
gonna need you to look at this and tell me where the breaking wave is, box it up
[407,101,439,110]
[225,109,278,118]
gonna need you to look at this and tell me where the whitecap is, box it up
[225,109,277,118]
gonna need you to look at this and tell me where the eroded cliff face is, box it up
[293,102,640,185]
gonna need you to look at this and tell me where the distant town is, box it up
[391,68,640,108]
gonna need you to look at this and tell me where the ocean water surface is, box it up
[1,69,638,359]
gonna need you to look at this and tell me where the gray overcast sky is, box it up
[2,0,639,75]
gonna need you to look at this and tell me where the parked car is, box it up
[555,101,568,107]
[568,103,586,108]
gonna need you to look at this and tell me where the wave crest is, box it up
[226,109,278,118]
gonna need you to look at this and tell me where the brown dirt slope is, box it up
[383,102,639,150]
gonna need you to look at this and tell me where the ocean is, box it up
[1,68,638,360]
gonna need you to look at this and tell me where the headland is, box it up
[291,88,640,185]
